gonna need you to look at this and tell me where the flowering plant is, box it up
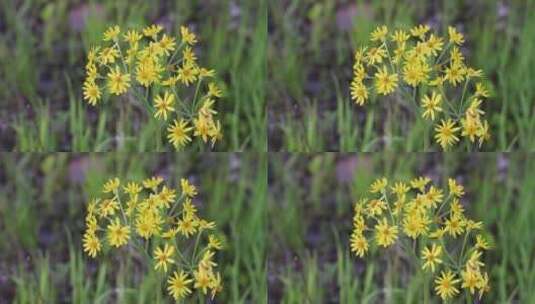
[351,25,491,150]
[82,176,224,301]
[83,24,224,150]
[350,177,492,301]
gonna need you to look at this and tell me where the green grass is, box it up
[0,1,266,151]
[268,153,535,303]
[0,153,267,303]
[269,0,535,151]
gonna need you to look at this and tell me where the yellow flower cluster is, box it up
[350,177,491,301]
[83,24,224,149]
[82,176,224,301]
[351,25,491,150]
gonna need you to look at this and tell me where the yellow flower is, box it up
[421,91,442,120]
[193,114,213,142]
[350,232,369,257]
[177,216,197,237]
[410,176,431,192]
[143,176,163,191]
[99,46,119,65]
[208,235,223,250]
[435,270,460,300]
[370,25,388,42]
[167,119,192,149]
[375,218,398,247]
[107,66,131,95]
[177,64,198,86]
[448,178,465,197]
[475,83,490,98]
[135,211,161,239]
[369,177,388,193]
[154,91,175,121]
[123,182,142,196]
[159,34,176,56]
[99,198,119,217]
[461,268,481,294]
[365,46,387,65]
[182,46,197,65]
[426,34,444,56]
[208,83,223,98]
[435,119,460,150]
[180,26,198,45]
[403,60,430,87]
[403,213,430,239]
[475,235,491,250]
[136,60,161,87]
[444,215,464,237]
[143,24,163,40]
[421,244,442,272]
[391,29,409,44]
[193,268,212,294]
[123,30,142,45]
[374,66,398,95]
[181,178,198,197]
[83,81,101,106]
[350,80,368,106]
[103,25,120,41]
[82,231,101,258]
[167,271,193,300]
[103,177,120,193]
[444,64,465,86]
[448,26,465,45]
[106,218,130,247]
[410,24,430,40]
[154,244,175,272]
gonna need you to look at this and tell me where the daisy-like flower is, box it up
[154,243,175,272]
[181,178,197,197]
[103,25,120,41]
[180,26,198,45]
[374,66,398,95]
[448,26,465,45]
[444,64,465,86]
[167,271,193,300]
[83,81,101,106]
[350,232,369,257]
[391,29,409,44]
[208,235,223,250]
[375,218,398,247]
[106,218,130,247]
[177,216,197,237]
[143,24,163,40]
[167,119,192,149]
[369,177,388,193]
[421,244,443,272]
[444,215,464,237]
[435,270,460,300]
[350,81,368,105]
[123,30,142,45]
[159,34,176,56]
[177,64,198,86]
[82,232,101,258]
[410,24,430,39]
[103,177,120,193]
[107,66,130,95]
[193,268,212,294]
[435,119,460,150]
[448,178,465,197]
[421,91,442,120]
[370,25,388,42]
[154,91,175,120]
[208,83,222,98]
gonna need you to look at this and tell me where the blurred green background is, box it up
[0,153,267,303]
[268,153,535,303]
[268,0,535,151]
[0,0,266,151]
